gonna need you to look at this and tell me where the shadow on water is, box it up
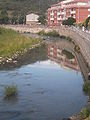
[3,95,18,104]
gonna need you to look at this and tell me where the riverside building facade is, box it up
[47,0,90,26]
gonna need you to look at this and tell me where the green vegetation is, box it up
[38,30,46,36]
[80,107,90,119]
[83,82,90,95]
[38,31,73,42]
[78,17,90,30]
[81,82,90,119]
[0,10,9,24]
[38,30,60,37]
[62,50,75,59]
[83,17,90,29]
[38,14,46,25]
[62,17,76,26]
[59,35,66,39]
[88,20,90,30]
[4,85,17,99]
[0,27,41,57]
[66,36,72,42]
[0,0,61,24]
[74,45,80,53]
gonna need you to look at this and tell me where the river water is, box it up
[0,41,88,120]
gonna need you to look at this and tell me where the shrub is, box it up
[38,30,60,37]
[46,30,60,37]
[60,35,66,39]
[66,36,72,42]
[4,85,17,99]
[83,82,90,94]
[62,17,76,26]
[38,30,45,36]
[80,107,90,119]
[74,45,80,53]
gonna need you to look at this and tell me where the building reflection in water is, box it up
[47,43,79,71]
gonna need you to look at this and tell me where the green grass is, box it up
[4,85,17,99]
[0,27,41,57]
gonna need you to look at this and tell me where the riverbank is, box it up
[0,27,43,69]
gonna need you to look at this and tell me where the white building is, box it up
[26,13,39,25]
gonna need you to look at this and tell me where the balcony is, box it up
[50,18,54,21]
[50,47,54,51]
[57,49,62,53]
[57,12,61,15]
[62,17,66,20]
[50,52,53,56]
[61,11,66,15]
[50,12,54,16]
[57,17,62,20]
[70,11,76,14]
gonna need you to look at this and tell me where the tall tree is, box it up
[62,17,76,26]
[38,14,46,25]
[0,10,9,24]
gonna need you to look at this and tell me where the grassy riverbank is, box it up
[0,27,41,57]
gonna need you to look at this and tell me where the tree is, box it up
[88,20,90,30]
[0,10,9,24]
[11,16,18,24]
[67,17,76,26]
[62,17,76,26]
[38,14,46,25]
[11,11,19,24]
[62,19,68,25]
[18,15,25,24]
[84,17,90,29]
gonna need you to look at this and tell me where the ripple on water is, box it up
[0,111,21,120]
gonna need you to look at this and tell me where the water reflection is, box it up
[46,40,89,81]
[47,43,79,71]
[0,40,88,120]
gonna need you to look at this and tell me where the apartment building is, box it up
[47,0,90,26]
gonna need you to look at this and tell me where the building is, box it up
[26,13,39,25]
[47,0,90,26]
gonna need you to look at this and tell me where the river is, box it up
[0,40,88,120]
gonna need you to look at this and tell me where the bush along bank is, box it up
[70,82,90,120]
[38,30,60,37]
[0,27,43,68]
[80,81,90,119]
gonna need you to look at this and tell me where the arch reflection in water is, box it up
[47,42,79,71]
